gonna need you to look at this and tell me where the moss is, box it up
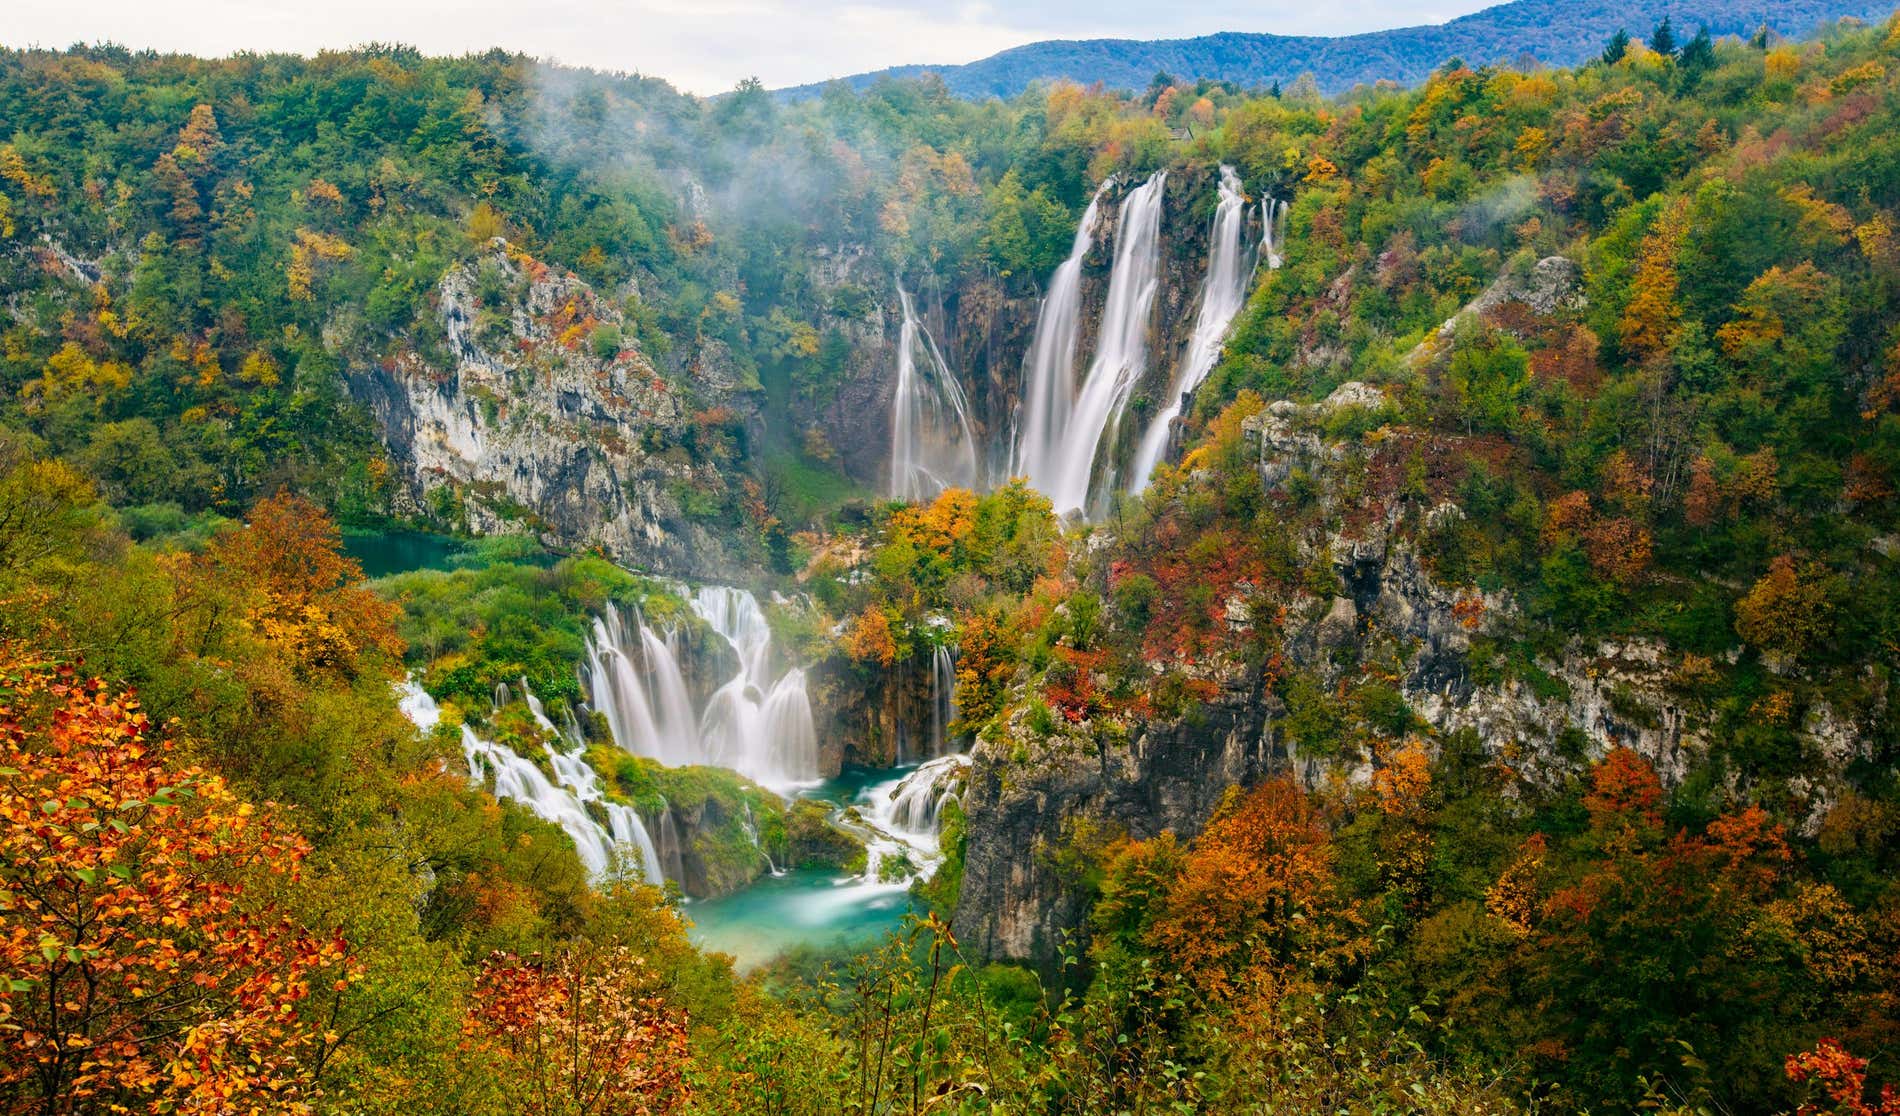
[587,751,794,895]
[785,799,863,870]
[914,796,966,917]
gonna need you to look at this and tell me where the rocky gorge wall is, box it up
[342,242,756,580]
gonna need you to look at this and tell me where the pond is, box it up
[343,529,466,578]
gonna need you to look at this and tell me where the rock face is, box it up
[343,244,751,579]
[951,671,1279,972]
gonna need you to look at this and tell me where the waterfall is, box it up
[583,608,698,766]
[1263,196,1288,270]
[928,643,957,759]
[1128,166,1256,494]
[581,585,820,793]
[888,284,980,502]
[853,754,972,883]
[1014,182,1110,488]
[397,678,665,887]
[1033,170,1168,516]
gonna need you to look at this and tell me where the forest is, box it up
[3,9,1900,1115]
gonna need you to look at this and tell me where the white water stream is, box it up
[1128,165,1256,493]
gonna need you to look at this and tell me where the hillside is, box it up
[780,0,1899,98]
[3,12,1900,1116]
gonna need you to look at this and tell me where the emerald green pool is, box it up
[343,529,465,578]
[683,765,924,969]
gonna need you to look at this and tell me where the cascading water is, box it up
[581,585,819,793]
[853,754,972,883]
[888,284,980,502]
[397,679,665,886]
[1014,182,1110,488]
[1033,170,1168,516]
[1263,195,1288,270]
[928,643,957,759]
[1128,165,1256,494]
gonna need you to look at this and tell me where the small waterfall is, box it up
[581,585,819,793]
[1014,182,1110,487]
[888,284,980,502]
[657,806,687,886]
[1129,165,1256,494]
[396,678,665,887]
[583,608,699,766]
[928,643,957,758]
[691,586,820,791]
[1034,170,1169,516]
[852,754,972,885]
[1262,196,1288,270]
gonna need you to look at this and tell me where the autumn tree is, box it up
[1735,554,1836,659]
[1143,779,1364,1001]
[0,651,353,1114]
[463,946,690,1116]
[202,490,403,679]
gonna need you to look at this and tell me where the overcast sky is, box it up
[1,1,1492,95]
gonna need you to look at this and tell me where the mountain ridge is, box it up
[778,0,1899,99]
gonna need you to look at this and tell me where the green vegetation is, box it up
[6,12,1900,1115]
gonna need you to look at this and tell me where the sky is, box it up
[0,0,1494,95]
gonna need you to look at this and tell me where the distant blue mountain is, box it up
[778,0,1898,100]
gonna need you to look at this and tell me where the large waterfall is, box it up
[584,585,819,793]
[1014,182,1109,489]
[888,285,980,502]
[1023,170,1168,516]
[1128,166,1255,494]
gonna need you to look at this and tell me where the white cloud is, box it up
[0,0,1492,95]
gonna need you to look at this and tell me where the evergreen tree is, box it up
[1678,26,1716,84]
[1602,28,1632,65]
[1649,17,1677,58]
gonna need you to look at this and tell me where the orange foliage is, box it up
[1786,1038,1900,1115]
[1144,780,1362,1000]
[1486,833,1549,937]
[465,948,690,1115]
[0,652,353,1113]
[1582,747,1663,826]
[843,606,897,667]
[206,491,403,678]
[1618,197,1688,364]
[1734,554,1834,658]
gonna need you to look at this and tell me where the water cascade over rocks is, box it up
[584,585,820,793]
[1014,182,1110,490]
[397,679,665,886]
[1024,170,1168,516]
[1128,165,1256,494]
[888,284,980,502]
[1263,195,1289,270]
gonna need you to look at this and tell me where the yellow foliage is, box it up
[1617,197,1689,363]
[23,342,132,410]
[1765,46,1802,83]
[1830,60,1886,94]
[467,200,505,242]
[306,177,344,206]
[0,144,56,199]
[287,228,352,300]
[239,351,281,388]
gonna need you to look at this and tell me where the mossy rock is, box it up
[785,798,864,871]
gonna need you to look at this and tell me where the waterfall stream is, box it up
[585,585,820,793]
[398,679,666,887]
[1128,165,1255,493]
[1014,181,1110,489]
[889,284,980,502]
[1022,170,1168,516]
[403,581,973,967]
